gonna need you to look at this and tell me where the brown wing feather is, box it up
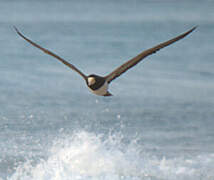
[14,26,87,80]
[105,26,197,84]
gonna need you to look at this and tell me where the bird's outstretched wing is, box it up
[14,26,87,81]
[105,26,197,84]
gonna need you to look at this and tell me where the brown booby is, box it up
[14,26,196,96]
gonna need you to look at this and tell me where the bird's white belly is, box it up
[90,82,108,96]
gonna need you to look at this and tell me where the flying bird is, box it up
[14,26,196,96]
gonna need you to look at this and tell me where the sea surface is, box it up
[0,0,214,179]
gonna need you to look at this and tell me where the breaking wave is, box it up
[8,131,214,180]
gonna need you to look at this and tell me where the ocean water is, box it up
[0,0,214,179]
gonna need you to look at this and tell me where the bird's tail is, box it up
[104,91,112,96]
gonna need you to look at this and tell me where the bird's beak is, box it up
[88,77,96,86]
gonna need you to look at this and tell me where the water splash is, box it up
[8,131,214,180]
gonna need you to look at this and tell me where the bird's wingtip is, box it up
[192,25,198,31]
[13,26,20,34]
[184,26,198,36]
[13,25,18,31]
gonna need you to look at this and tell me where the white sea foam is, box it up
[8,131,214,180]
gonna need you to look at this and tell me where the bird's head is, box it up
[87,75,96,86]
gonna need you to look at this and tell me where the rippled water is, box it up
[0,0,214,179]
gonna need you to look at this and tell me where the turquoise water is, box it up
[0,0,214,179]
